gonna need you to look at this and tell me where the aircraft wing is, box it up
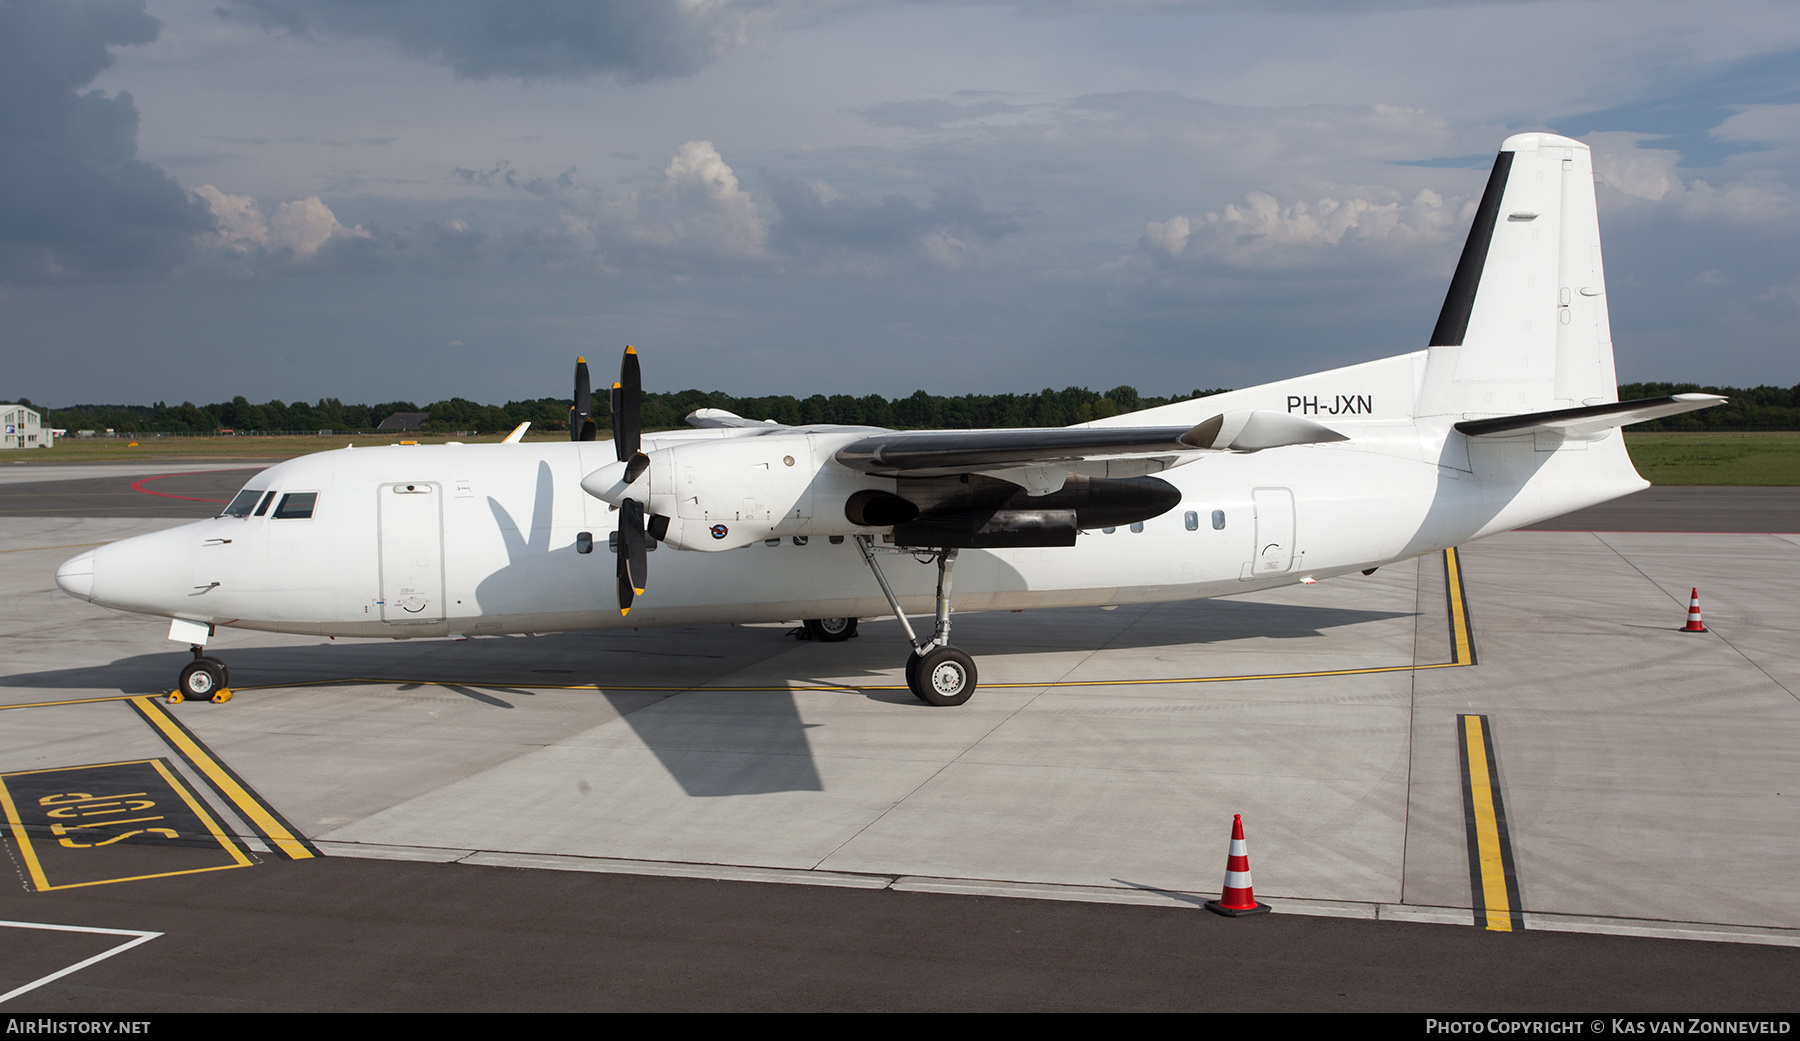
[1454,394,1726,439]
[835,410,1348,480]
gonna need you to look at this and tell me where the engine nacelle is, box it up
[582,431,891,551]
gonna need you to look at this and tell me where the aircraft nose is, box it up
[56,550,96,602]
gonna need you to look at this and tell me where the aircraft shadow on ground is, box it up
[3,599,1413,798]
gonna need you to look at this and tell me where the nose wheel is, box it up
[170,646,233,704]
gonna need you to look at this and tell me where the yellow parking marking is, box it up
[127,697,317,861]
[1459,714,1523,931]
[0,694,140,711]
[1445,546,1477,665]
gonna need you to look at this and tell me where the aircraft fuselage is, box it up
[59,399,1644,641]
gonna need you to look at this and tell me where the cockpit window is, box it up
[273,492,317,519]
[253,490,277,517]
[221,489,264,517]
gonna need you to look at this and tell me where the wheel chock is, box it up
[210,689,234,704]
[166,690,186,704]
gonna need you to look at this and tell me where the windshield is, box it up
[220,488,264,517]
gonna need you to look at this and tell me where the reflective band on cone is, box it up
[1682,588,1707,633]
[1205,814,1271,917]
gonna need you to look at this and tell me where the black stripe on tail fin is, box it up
[1429,151,1513,348]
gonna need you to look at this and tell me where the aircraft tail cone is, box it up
[1204,814,1271,917]
[1682,588,1708,633]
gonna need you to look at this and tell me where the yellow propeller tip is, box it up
[625,345,636,354]
[619,607,631,617]
[577,355,586,363]
[633,587,646,596]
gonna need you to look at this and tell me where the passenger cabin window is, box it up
[1184,511,1199,531]
[1212,510,1226,530]
[273,492,317,519]
[222,489,264,517]
[1130,522,1144,533]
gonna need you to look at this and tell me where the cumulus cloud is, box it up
[1584,131,1684,201]
[193,185,368,258]
[1141,186,1467,270]
[0,0,213,282]
[768,178,1020,269]
[648,140,769,258]
[1710,104,1800,149]
[225,0,771,82]
[1585,130,1797,222]
[462,141,770,273]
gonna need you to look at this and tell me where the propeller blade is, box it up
[617,498,647,614]
[621,499,648,595]
[572,357,594,442]
[623,452,649,484]
[612,346,641,461]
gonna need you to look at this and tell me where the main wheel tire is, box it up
[177,659,226,700]
[202,656,230,688]
[907,646,977,707]
[803,617,858,643]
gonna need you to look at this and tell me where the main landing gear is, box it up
[802,617,859,642]
[171,644,233,704]
[853,536,978,706]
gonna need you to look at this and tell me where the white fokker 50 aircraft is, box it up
[57,133,1720,706]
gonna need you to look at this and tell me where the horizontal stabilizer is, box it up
[1453,394,1726,438]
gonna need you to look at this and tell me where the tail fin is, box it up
[1418,133,1617,418]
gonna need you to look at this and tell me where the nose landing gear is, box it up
[170,645,233,704]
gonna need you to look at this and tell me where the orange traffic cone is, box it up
[1682,588,1707,633]
[1205,814,1271,916]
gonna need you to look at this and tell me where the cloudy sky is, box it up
[3,0,1797,408]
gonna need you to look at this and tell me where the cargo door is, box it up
[379,482,444,622]
[1248,487,1296,578]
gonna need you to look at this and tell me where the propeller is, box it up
[571,357,596,441]
[610,346,652,615]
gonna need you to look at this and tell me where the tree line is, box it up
[1612,383,1800,431]
[12,381,1797,436]
[15,386,1231,436]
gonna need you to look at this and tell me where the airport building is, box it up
[1,404,51,449]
